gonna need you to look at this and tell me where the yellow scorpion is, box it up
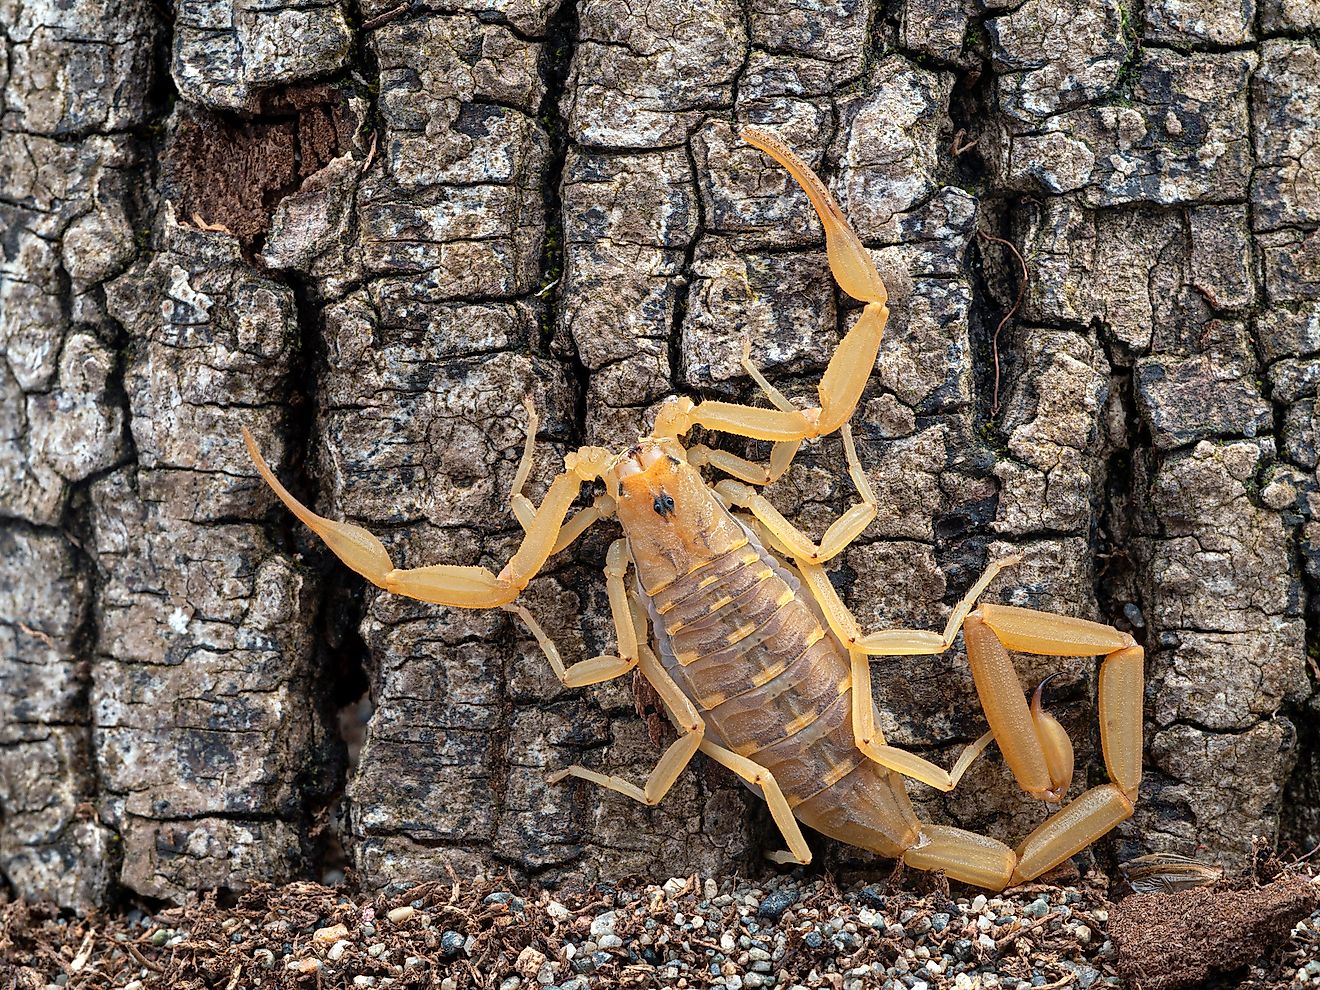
[244,129,1144,890]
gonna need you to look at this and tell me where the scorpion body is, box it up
[244,129,1144,890]
[635,457,922,862]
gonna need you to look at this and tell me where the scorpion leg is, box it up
[688,340,804,484]
[549,639,706,807]
[714,424,876,565]
[504,539,638,688]
[509,399,616,554]
[653,130,888,446]
[792,556,1023,789]
[242,425,613,608]
[699,741,813,865]
[964,603,1143,884]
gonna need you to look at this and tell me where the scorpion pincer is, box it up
[243,129,1144,890]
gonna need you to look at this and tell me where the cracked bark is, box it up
[2,0,1318,910]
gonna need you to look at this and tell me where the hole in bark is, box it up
[163,84,352,252]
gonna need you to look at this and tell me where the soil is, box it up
[2,866,1316,990]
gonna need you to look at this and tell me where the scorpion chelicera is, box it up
[243,129,1143,890]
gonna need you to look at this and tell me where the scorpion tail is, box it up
[791,762,924,863]
[903,824,1016,891]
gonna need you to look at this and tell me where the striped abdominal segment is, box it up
[641,527,922,856]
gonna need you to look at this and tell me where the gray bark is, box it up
[1,0,1318,910]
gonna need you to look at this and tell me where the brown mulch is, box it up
[1,864,1317,990]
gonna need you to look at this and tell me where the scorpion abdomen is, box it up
[643,525,922,860]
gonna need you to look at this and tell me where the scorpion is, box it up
[243,129,1144,890]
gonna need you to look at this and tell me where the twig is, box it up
[995,909,1061,948]
[361,0,411,31]
[951,128,980,157]
[977,230,1029,418]
[16,621,55,647]
[124,941,164,973]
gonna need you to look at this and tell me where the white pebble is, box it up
[704,878,718,900]
[978,933,996,951]
[353,978,376,988]
[663,877,686,896]
[124,983,143,990]
[546,901,570,921]
[971,894,988,912]
[1075,924,1092,944]
[328,940,351,962]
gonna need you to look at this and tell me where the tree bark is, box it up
[2,0,1317,910]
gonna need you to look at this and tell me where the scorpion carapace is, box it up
[243,129,1144,891]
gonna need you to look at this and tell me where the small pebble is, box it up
[440,930,466,957]
[857,886,886,909]
[327,940,351,962]
[758,888,797,921]
[368,942,386,958]
[313,924,347,944]
[546,900,570,921]
[387,906,415,924]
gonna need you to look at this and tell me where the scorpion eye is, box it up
[653,492,676,517]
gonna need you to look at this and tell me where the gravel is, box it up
[1,866,1316,988]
